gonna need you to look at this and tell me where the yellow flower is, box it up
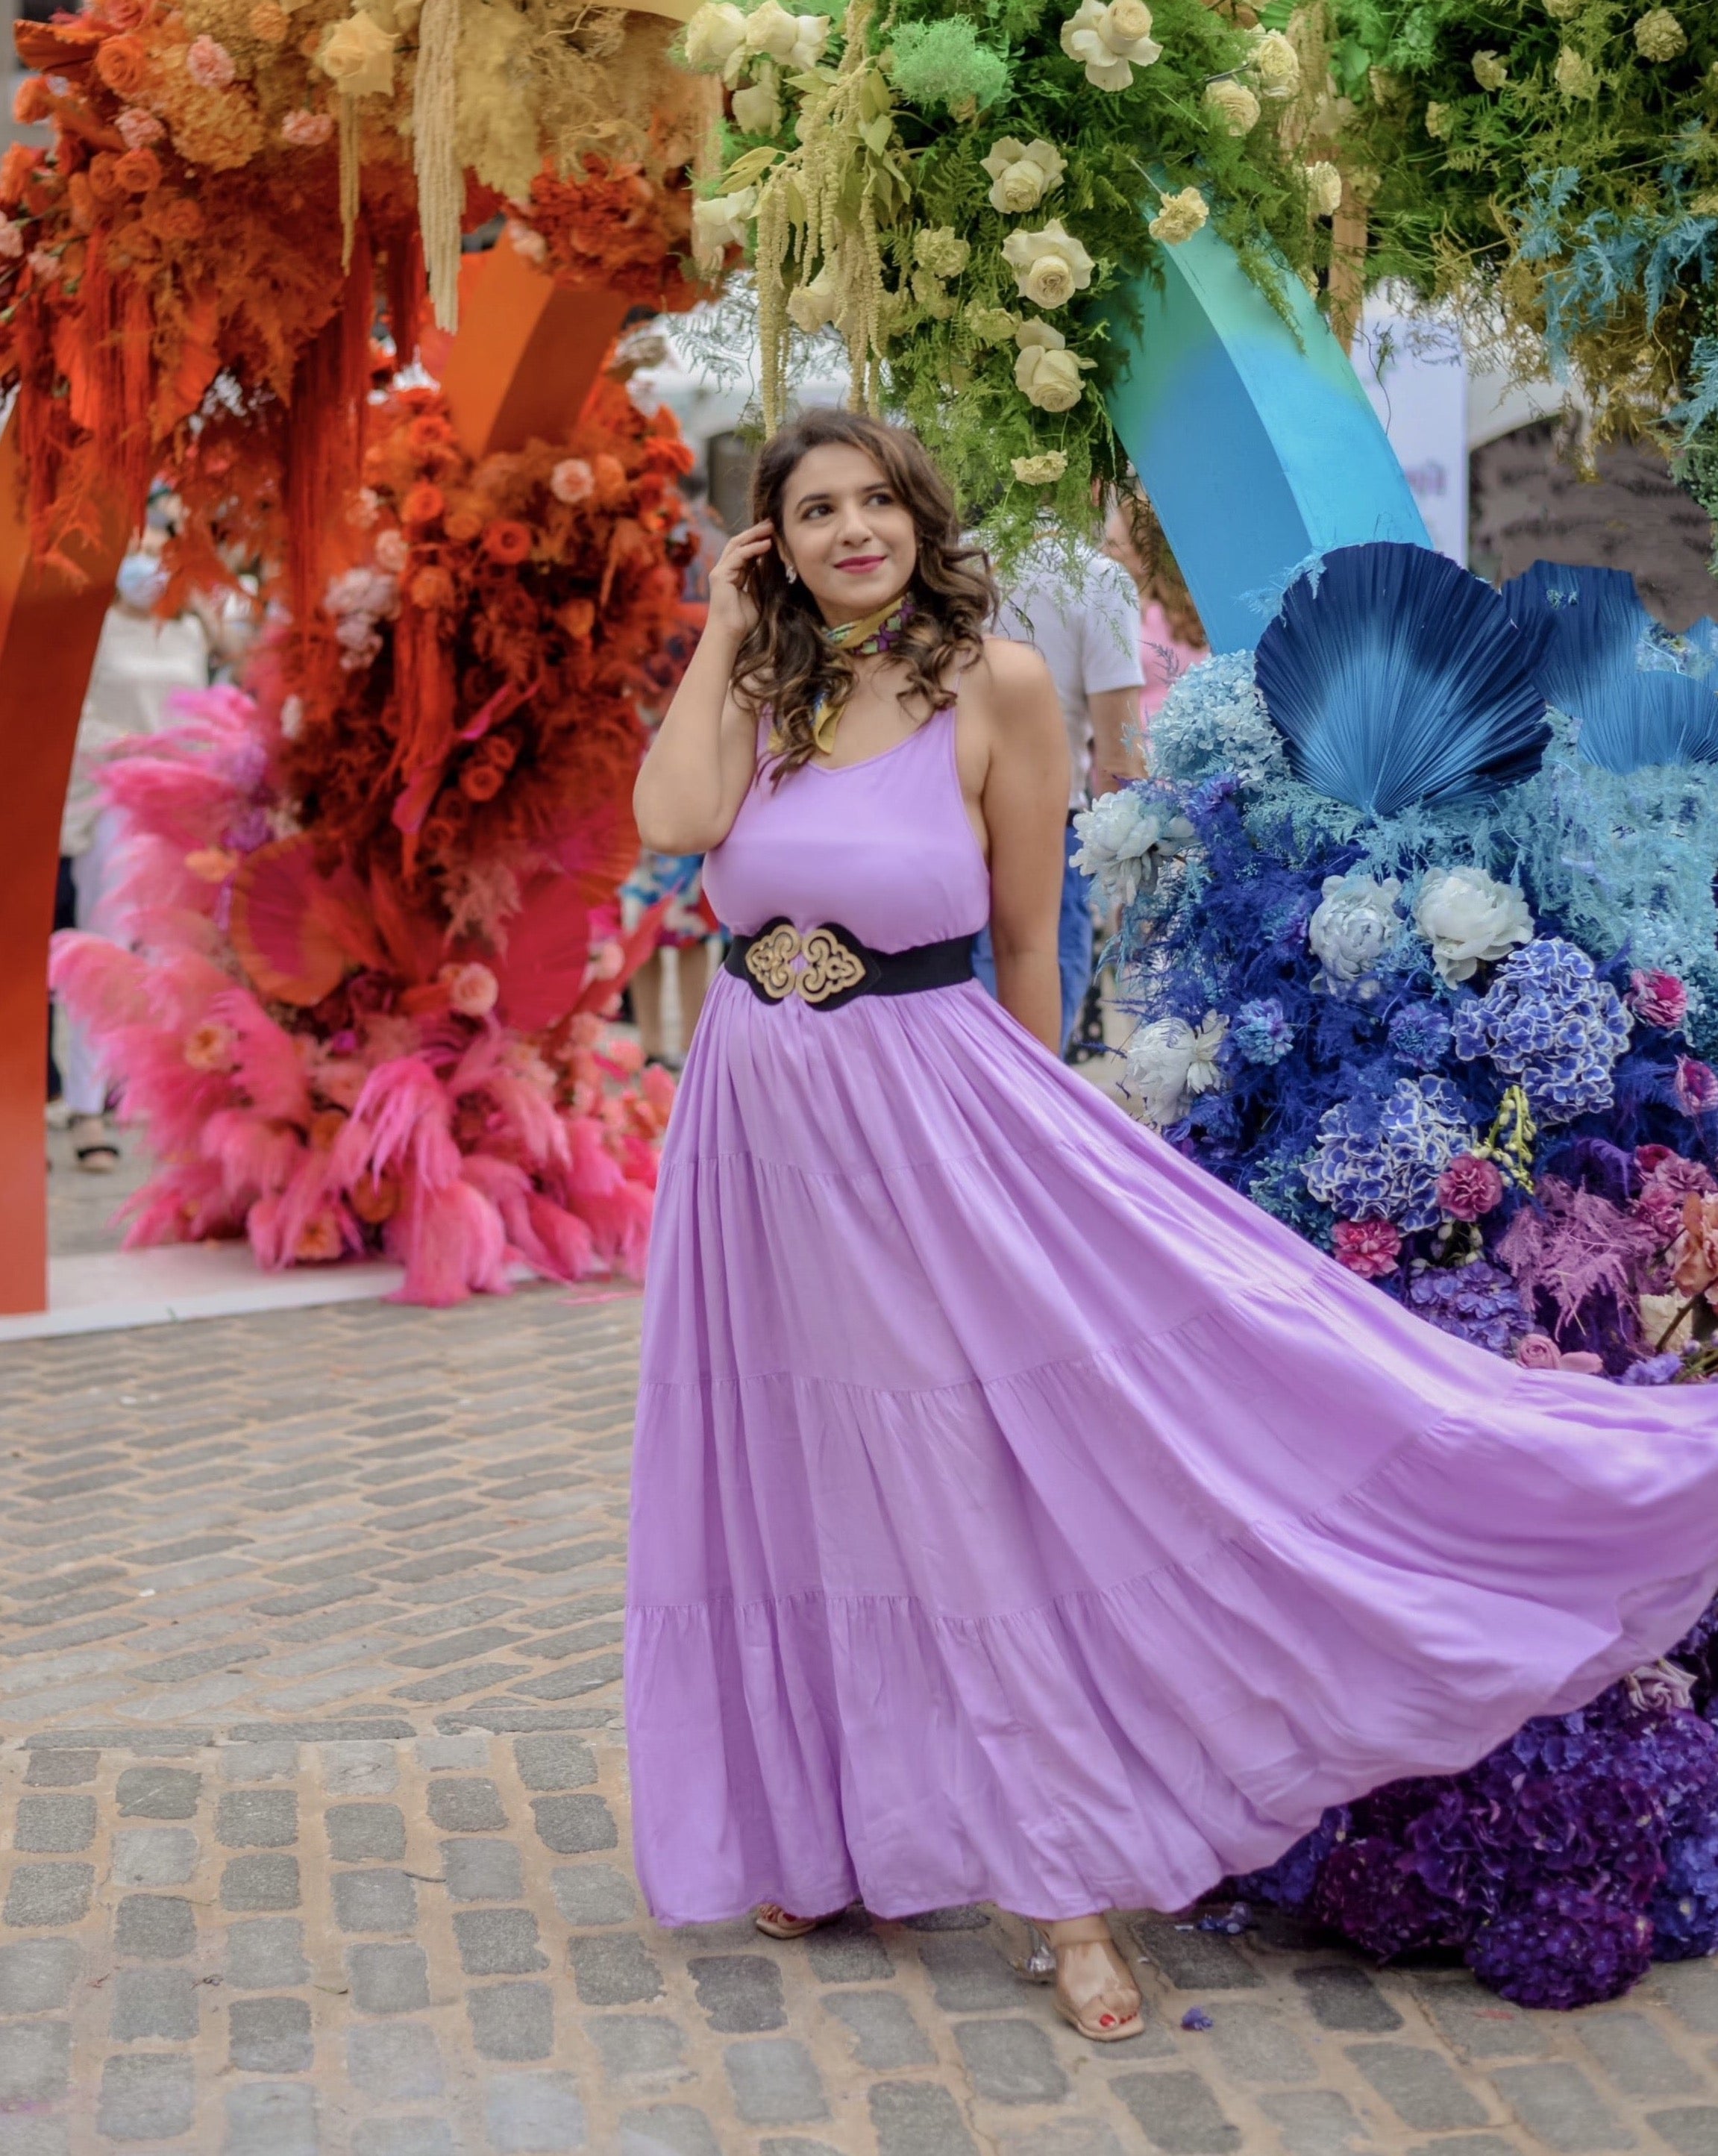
[980,137,1066,215]
[1553,46,1597,95]
[692,186,757,272]
[1424,101,1450,137]
[1014,319,1092,411]
[915,227,971,279]
[1305,160,1342,216]
[1250,28,1300,97]
[786,260,839,332]
[1634,7,1686,58]
[1000,218,1094,309]
[1203,78,1260,134]
[1060,0,1161,93]
[730,72,781,134]
[683,1,747,73]
[1012,451,1068,485]
[968,303,1019,344]
[1148,186,1207,245]
[319,9,396,95]
[1472,49,1508,88]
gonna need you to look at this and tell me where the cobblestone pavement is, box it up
[5,1291,1718,2155]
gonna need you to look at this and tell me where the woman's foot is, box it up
[1022,1915,1144,2043]
[70,1114,119,1173]
[753,1904,843,1940]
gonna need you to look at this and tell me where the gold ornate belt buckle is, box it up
[744,923,868,1006]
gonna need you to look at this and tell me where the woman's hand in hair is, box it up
[706,522,775,645]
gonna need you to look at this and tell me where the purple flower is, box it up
[1628,969,1689,1030]
[1181,2007,1214,2031]
[1232,997,1294,1066]
[1622,1353,1684,1387]
[1467,1890,1654,2009]
[1310,1837,1446,1959]
[1388,1003,1454,1070]
[1402,1258,1526,1357]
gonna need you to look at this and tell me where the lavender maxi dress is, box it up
[625,706,1718,1928]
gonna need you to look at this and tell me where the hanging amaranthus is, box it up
[414,0,464,331]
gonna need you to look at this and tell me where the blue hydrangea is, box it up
[1623,1353,1684,1387]
[1402,1259,1527,1356]
[1232,997,1294,1065]
[1302,1077,1475,1231]
[1451,938,1633,1124]
[1388,1003,1453,1071]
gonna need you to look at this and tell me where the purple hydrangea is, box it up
[1232,1807,1349,1908]
[1623,1353,1684,1387]
[1303,1077,1474,1232]
[1402,1259,1527,1356]
[1653,1827,1718,1959]
[1309,1837,1446,1959]
[1451,938,1632,1125]
[1388,1003,1454,1071]
[1467,1890,1655,2009]
[1232,997,1294,1066]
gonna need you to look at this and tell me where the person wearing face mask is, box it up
[52,549,209,1171]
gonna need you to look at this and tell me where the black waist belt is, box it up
[726,918,975,1012]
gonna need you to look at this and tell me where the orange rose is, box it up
[592,452,628,502]
[151,194,204,240]
[95,34,151,95]
[401,482,445,527]
[459,760,506,801]
[443,506,483,544]
[13,78,52,128]
[104,0,157,31]
[409,564,456,609]
[408,414,453,452]
[67,172,96,231]
[87,151,123,204]
[0,144,38,209]
[113,146,162,194]
[308,1107,347,1151]
[482,518,532,564]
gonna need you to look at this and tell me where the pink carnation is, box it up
[0,217,21,260]
[116,107,164,151]
[440,962,499,1019]
[280,107,333,148]
[1628,968,1688,1030]
[1517,1332,1605,1374]
[185,34,235,87]
[551,458,595,506]
[1637,1153,1717,1245]
[1675,1057,1718,1118]
[1437,1153,1504,1222]
[1332,1218,1402,1279]
[26,248,61,282]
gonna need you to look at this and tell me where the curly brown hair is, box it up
[733,410,997,782]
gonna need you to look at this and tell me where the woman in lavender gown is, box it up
[626,407,1718,2043]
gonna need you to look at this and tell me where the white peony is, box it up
[1250,26,1300,95]
[1414,866,1534,985]
[692,187,758,272]
[1000,219,1095,310]
[1060,0,1161,90]
[730,72,781,133]
[742,0,828,72]
[981,137,1067,214]
[1124,1011,1227,1127]
[683,0,747,72]
[1148,186,1208,245]
[1305,160,1343,216]
[1013,319,1092,412]
[1308,872,1402,989]
[1070,789,1194,907]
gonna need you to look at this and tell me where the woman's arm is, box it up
[634,522,774,853]
[975,639,1070,1053]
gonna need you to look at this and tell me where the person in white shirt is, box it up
[53,551,208,1169]
[975,535,1146,1053]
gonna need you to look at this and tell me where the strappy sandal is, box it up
[70,1116,119,1173]
[1016,1915,1146,2043]
[754,1903,844,1940]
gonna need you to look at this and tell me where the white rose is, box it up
[786,10,830,69]
[1203,78,1260,134]
[981,137,1067,215]
[319,9,398,95]
[1308,872,1402,988]
[786,260,840,333]
[1070,789,1194,907]
[730,72,781,133]
[1124,1011,1226,1126]
[1014,319,1092,412]
[1000,219,1095,310]
[692,187,757,272]
[1305,160,1343,216]
[683,0,747,72]
[1061,0,1161,90]
[744,0,828,71]
[1414,866,1534,985]
[1250,26,1300,95]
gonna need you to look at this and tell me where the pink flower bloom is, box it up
[551,457,595,506]
[1637,1152,1717,1244]
[184,1020,237,1072]
[1332,1218,1402,1279]
[116,107,164,150]
[440,962,499,1018]
[1675,1056,1718,1118]
[1437,1153,1504,1221]
[280,107,333,147]
[1517,1332,1604,1374]
[26,248,61,282]
[1628,968,1688,1029]
[185,34,236,87]
[0,217,21,260]
[1636,1142,1677,1176]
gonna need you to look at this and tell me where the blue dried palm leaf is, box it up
[1502,560,1718,772]
[1253,543,1549,818]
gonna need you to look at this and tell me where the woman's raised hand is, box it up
[706,522,777,644]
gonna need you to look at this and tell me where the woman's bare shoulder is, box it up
[956,634,1056,709]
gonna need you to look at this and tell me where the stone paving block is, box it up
[220,1740,298,1781]
[725,2036,830,2125]
[868,2080,981,2156]
[1411,1974,1547,2059]
[953,2016,1069,2105]
[531,1794,618,1854]
[825,1989,935,2070]
[227,1917,310,1989]
[550,1863,634,1925]
[13,1794,97,1852]
[114,1891,197,1959]
[111,1966,198,2040]
[568,1933,663,2006]
[1110,2069,1243,2154]
[426,1776,508,1831]
[0,2122,68,2156]
[353,2120,455,2156]
[221,1852,301,1910]
[514,1733,598,1790]
[347,1942,431,2014]
[1129,1920,1262,1991]
[115,1764,201,1817]
[1257,2087,1376,2156]
[804,1911,894,1984]
[915,1932,1020,2011]
[618,2105,722,2156]
[416,1730,492,1768]
[98,2052,198,2140]
[331,1867,418,1934]
[3,1863,93,1927]
[223,2080,320,2156]
[317,1741,399,1796]
[1402,2140,1520,2156]
[217,1787,298,1847]
[757,2142,844,2156]
[24,1749,98,1786]
[1207,2003,1319,2084]
[468,1980,554,2061]
[447,1837,527,1902]
[995,2125,1129,2156]
[689,1952,787,2033]
[1650,2108,1718,2156]
[327,1803,406,1863]
[347,2019,445,2099]
[485,2071,588,2152]
[0,2019,72,2104]
[1347,2042,1489,2132]
[113,1826,199,1886]
[1293,1966,1403,2034]
[231,1993,314,2072]
[454,1907,549,1975]
[0,1937,80,2012]
[1577,2009,1702,2097]
[587,2014,689,2087]
[1490,2061,1633,2152]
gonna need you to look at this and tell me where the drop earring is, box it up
[784,563,797,584]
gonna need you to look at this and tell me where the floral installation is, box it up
[673,0,1331,558]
